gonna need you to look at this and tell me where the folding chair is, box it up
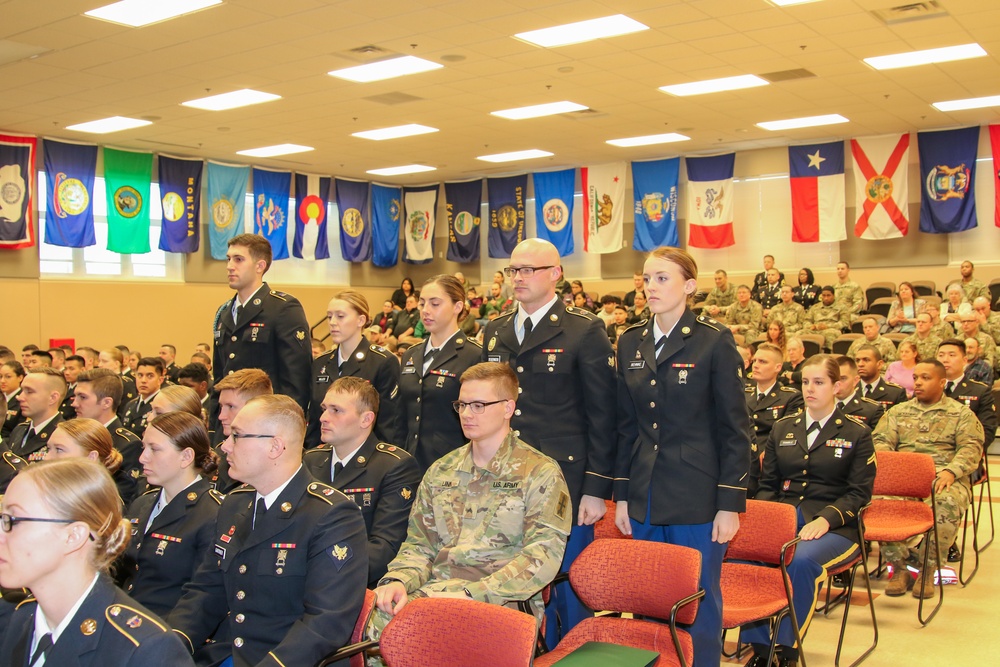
[317,588,377,667]
[958,453,994,585]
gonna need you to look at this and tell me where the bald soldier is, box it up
[847,318,898,363]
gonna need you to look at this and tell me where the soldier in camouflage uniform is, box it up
[703,269,738,320]
[806,286,850,350]
[903,313,942,363]
[959,260,990,304]
[958,313,997,373]
[873,360,984,599]
[834,262,863,318]
[928,306,955,341]
[768,285,807,335]
[847,318,898,363]
[369,363,570,642]
[972,297,1000,345]
[726,285,764,344]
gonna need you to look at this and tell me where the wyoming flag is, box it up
[850,134,909,239]
[582,162,625,254]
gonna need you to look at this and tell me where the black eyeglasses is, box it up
[1,513,75,533]
[452,399,509,414]
[503,266,555,278]
[229,433,276,443]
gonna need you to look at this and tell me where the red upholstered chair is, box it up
[593,499,632,540]
[720,500,802,667]
[534,539,703,667]
[379,597,537,667]
[863,450,942,625]
[316,588,377,667]
[958,453,994,585]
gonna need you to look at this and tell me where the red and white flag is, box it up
[582,162,626,254]
[989,125,1000,228]
[850,134,909,239]
[685,153,735,248]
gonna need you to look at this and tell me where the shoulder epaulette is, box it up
[229,484,254,494]
[860,397,881,406]
[369,345,388,358]
[779,386,799,393]
[106,604,168,644]
[494,309,516,320]
[307,481,348,504]
[774,413,799,424]
[14,594,34,610]
[463,337,482,348]
[208,489,225,505]
[744,386,755,393]
[883,380,904,389]
[141,487,158,497]
[566,306,596,320]
[966,378,989,389]
[303,446,331,458]
[269,290,289,302]
[2,451,25,470]
[116,427,140,441]
[695,315,721,331]
[376,442,411,460]
[621,321,646,335]
[843,414,867,428]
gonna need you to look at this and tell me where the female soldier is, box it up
[150,385,206,424]
[46,418,138,506]
[1,360,25,438]
[307,290,403,448]
[0,458,195,666]
[614,247,751,667]
[742,354,876,667]
[400,275,482,471]
[121,412,221,616]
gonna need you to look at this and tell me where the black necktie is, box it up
[338,355,347,377]
[947,381,956,395]
[234,304,243,326]
[254,497,267,529]
[523,318,533,340]
[864,383,873,397]
[423,348,437,375]
[807,421,821,433]
[29,633,52,666]
[655,336,666,361]
[757,392,766,403]
[333,461,344,480]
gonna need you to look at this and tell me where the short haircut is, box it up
[328,376,379,417]
[756,343,784,361]
[157,385,205,421]
[114,344,130,356]
[243,394,305,447]
[0,348,13,364]
[77,368,124,411]
[715,269,727,277]
[229,233,273,271]
[190,351,211,367]
[31,350,53,365]
[160,344,177,356]
[22,344,38,352]
[737,284,752,292]
[837,261,850,269]
[177,363,210,385]
[763,254,774,261]
[855,343,882,362]
[77,346,99,359]
[917,359,947,377]
[213,368,272,398]
[136,357,165,375]
[786,336,804,349]
[27,366,68,400]
[938,338,966,355]
[614,305,628,313]
[600,294,621,305]
[460,362,518,400]
[47,348,66,363]
[65,355,86,367]
[836,355,858,373]
[862,317,878,327]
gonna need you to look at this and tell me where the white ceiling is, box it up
[3,0,1000,183]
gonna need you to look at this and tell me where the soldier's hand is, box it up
[712,510,740,544]
[578,495,606,526]
[374,582,409,616]
[798,517,830,541]
[934,470,957,494]
[614,500,632,536]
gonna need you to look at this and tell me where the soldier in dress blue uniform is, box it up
[0,459,195,667]
[835,356,885,429]
[400,275,482,471]
[121,358,166,439]
[854,344,907,410]
[45,418,142,508]
[746,343,804,496]
[481,239,616,643]
[167,395,368,667]
[1,360,26,439]
[305,377,420,586]
[4,368,66,475]
[61,355,86,421]
[306,290,403,449]
[614,247,751,667]
[211,233,312,425]
[122,412,223,617]
[209,370,273,493]
[742,355,876,667]
[98,348,138,411]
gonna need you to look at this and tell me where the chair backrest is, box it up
[922,295,942,310]
[868,297,895,318]
[593,499,631,540]
[379,597,536,667]
[798,333,825,357]
[885,333,908,346]
[569,539,702,625]
[832,333,862,355]
[348,590,376,667]
[866,284,895,306]
[872,450,936,498]
[912,280,936,297]
[726,499,798,566]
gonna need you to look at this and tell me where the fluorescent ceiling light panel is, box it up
[367,164,437,176]
[181,89,281,111]
[514,14,648,48]
[491,101,588,119]
[84,0,222,27]
[606,132,691,147]
[660,75,769,97]
[477,149,553,163]
[236,144,313,158]
[352,124,439,141]
[328,56,442,83]
[932,95,1000,112]
[767,0,823,6]
[864,43,987,70]
[65,116,151,134]
[756,114,849,131]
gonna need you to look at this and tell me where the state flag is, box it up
[918,126,978,234]
[631,158,679,251]
[445,179,482,263]
[850,134,909,239]
[43,139,98,248]
[104,147,152,254]
[206,161,249,260]
[582,162,626,254]
[294,174,331,261]
[991,125,1000,228]
[533,169,575,256]
[158,155,202,253]
[0,133,36,250]
[252,167,291,260]
[371,184,401,267]
[487,175,527,258]
[685,153,735,249]
[335,178,371,263]
[788,141,845,243]
[403,185,438,264]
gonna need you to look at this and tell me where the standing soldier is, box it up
[834,261,864,318]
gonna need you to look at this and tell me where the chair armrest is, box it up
[668,588,706,667]
[315,639,379,667]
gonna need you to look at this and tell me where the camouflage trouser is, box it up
[816,327,841,350]
[880,479,972,569]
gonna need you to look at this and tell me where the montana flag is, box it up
[403,185,438,264]
[158,156,202,253]
[487,175,527,258]
[206,161,249,260]
[445,179,482,263]
[335,178,370,263]
[0,133,36,249]
[917,127,979,234]
[252,168,291,260]
[631,158,679,251]
[582,162,626,254]
[44,139,97,248]
[103,147,152,254]
[851,134,910,239]
[533,169,575,256]
[685,153,735,249]
[990,126,1000,228]
[788,141,846,243]
[371,183,401,267]
[294,174,331,260]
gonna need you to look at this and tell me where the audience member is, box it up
[834,261,863,317]
[835,355,885,429]
[847,317,898,363]
[1,360,25,438]
[884,340,919,397]
[623,271,644,308]
[963,337,993,385]
[764,320,788,358]
[769,285,807,334]
[745,343,803,495]
[806,286,849,350]
[159,344,181,384]
[44,416,135,506]
[853,345,907,410]
[47,347,66,371]
[26,350,52,370]
[972,296,1000,345]
[958,312,997,372]
[390,277,417,310]
[98,348,138,408]
[941,282,972,331]
[607,305,630,347]
[626,291,651,324]
[792,267,820,311]
[177,363,211,410]
[703,269,737,318]
[121,357,165,438]
[596,294,620,327]
[727,285,764,344]
[781,337,807,389]
[756,268,782,315]
[752,255,784,293]
[959,260,989,304]
[61,354,86,420]
[6,367,66,468]
[209,368,273,492]
[904,313,943,364]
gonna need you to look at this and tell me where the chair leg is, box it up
[834,559,878,667]
[721,628,750,661]
[976,467,994,552]
[917,525,944,626]
[958,497,980,586]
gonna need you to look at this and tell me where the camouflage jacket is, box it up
[835,280,863,315]
[902,332,942,364]
[808,303,850,331]
[848,335,898,363]
[703,284,738,309]
[768,301,807,333]
[726,300,763,337]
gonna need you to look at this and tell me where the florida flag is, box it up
[582,162,625,254]
[789,141,846,243]
[851,134,910,239]
[685,153,735,248]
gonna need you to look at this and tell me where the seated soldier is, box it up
[847,317,898,363]
[903,312,943,365]
[24,349,52,370]
[806,286,849,350]
[61,354,86,420]
[209,368,273,492]
[703,269,737,319]
[958,312,997,374]
[834,262,863,318]
[927,305,953,340]
[177,362,211,410]
[972,296,1000,345]
[727,285,764,344]
[853,344,907,411]
[369,362,571,643]
[835,355,885,429]
[305,377,421,587]
[874,360,983,599]
[756,268,783,317]
[963,337,993,386]
[768,285,807,335]
[5,367,66,467]
[121,357,166,438]
[745,343,803,496]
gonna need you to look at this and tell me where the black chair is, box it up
[990,278,1000,311]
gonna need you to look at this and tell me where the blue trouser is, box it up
[630,516,727,667]
[219,658,233,667]
[741,510,858,651]
[544,522,594,646]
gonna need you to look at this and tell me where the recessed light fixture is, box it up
[491,101,588,120]
[351,124,439,141]
[65,116,152,134]
[660,75,769,97]
[84,0,222,27]
[328,56,442,83]
[181,89,281,111]
[606,132,691,147]
[767,0,823,6]
[932,95,1000,112]
[477,149,553,163]
[864,43,987,70]
[236,144,313,158]
[367,164,437,176]
[514,14,648,48]
[756,114,849,131]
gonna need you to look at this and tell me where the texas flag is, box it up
[789,141,846,243]
[850,134,910,239]
[685,153,735,248]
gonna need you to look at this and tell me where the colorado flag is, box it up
[789,141,846,243]
[685,153,735,248]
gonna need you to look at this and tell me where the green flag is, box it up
[104,147,152,253]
